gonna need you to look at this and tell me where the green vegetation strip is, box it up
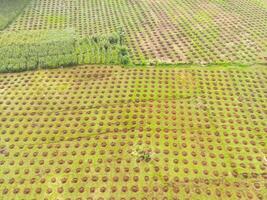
[0,29,130,72]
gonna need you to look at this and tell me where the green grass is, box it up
[0,0,31,30]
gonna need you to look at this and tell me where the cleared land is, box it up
[5,0,267,64]
[0,65,266,199]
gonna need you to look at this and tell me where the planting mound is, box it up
[0,65,266,199]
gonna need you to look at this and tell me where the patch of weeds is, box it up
[132,148,152,162]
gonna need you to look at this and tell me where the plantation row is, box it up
[0,29,130,72]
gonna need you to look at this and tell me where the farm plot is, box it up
[5,0,267,64]
[0,65,266,199]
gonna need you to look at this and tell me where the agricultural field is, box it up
[0,0,267,200]
[4,0,267,65]
[0,65,266,199]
